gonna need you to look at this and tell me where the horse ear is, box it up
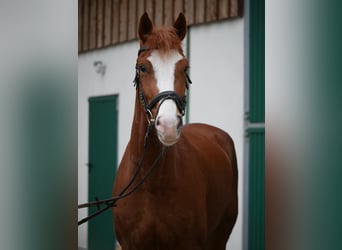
[138,12,153,42]
[173,13,187,41]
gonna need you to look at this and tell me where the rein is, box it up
[78,123,168,225]
[77,47,191,226]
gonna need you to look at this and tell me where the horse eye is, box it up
[139,64,147,73]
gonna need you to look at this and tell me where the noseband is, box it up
[133,47,192,124]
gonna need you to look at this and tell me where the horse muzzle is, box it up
[155,111,183,146]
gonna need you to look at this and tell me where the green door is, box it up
[88,95,118,250]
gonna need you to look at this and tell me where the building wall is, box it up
[78,18,244,249]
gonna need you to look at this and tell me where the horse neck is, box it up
[127,90,175,192]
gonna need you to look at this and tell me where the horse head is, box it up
[135,13,190,146]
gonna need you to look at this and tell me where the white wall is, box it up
[189,19,244,250]
[78,18,245,249]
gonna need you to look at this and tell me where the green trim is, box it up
[185,29,191,124]
[249,0,265,123]
[248,132,265,250]
[248,0,265,249]
[246,127,265,135]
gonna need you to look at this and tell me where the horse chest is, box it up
[115,189,206,247]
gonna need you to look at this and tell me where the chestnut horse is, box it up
[112,13,238,250]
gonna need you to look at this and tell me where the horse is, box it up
[112,12,238,250]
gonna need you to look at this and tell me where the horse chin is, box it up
[155,117,182,146]
[157,132,181,146]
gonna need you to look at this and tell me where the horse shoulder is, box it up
[181,123,236,158]
[180,123,238,235]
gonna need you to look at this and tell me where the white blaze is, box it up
[147,50,183,92]
[147,50,184,145]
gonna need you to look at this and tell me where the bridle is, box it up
[77,47,192,226]
[133,46,191,126]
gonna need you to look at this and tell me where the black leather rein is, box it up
[77,47,192,226]
[78,144,167,225]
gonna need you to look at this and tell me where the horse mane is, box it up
[142,27,184,55]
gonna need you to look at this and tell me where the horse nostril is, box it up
[156,117,160,126]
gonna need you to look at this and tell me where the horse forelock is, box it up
[141,27,184,55]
